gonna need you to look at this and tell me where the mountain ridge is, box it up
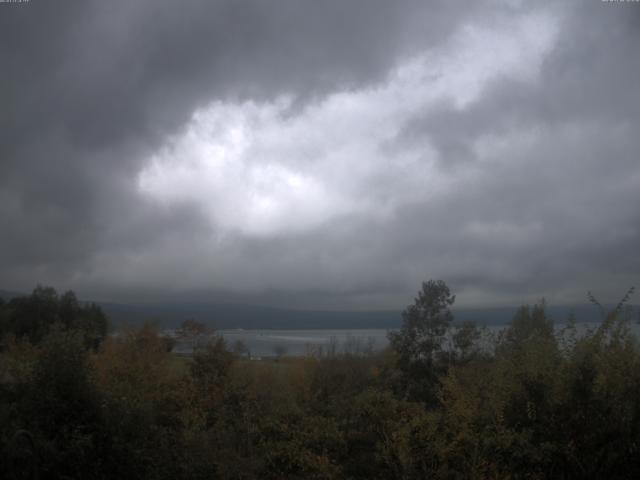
[2,289,633,329]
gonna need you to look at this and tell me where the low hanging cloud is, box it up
[1,0,639,308]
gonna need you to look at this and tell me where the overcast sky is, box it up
[2,0,639,309]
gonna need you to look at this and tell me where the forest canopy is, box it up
[1,282,639,479]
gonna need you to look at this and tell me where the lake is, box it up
[174,329,391,357]
[172,321,640,357]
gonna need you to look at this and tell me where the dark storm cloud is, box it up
[3,0,473,158]
[385,1,640,303]
[1,0,639,308]
[1,0,473,289]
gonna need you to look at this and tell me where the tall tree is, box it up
[388,279,455,403]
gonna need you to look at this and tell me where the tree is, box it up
[388,280,456,403]
[188,336,236,431]
[389,280,455,364]
[452,320,482,362]
[176,319,210,353]
[18,327,104,479]
[273,344,288,360]
[91,323,188,479]
[500,302,554,351]
[177,319,210,338]
[232,339,249,357]
[5,286,60,344]
[1,286,108,348]
[190,337,235,403]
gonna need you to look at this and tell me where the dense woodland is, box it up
[1,282,639,479]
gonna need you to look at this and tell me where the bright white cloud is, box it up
[137,9,559,238]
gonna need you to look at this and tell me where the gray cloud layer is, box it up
[1,0,639,308]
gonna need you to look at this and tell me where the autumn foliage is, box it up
[1,283,639,479]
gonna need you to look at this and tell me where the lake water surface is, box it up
[171,329,390,357]
[172,322,640,357]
